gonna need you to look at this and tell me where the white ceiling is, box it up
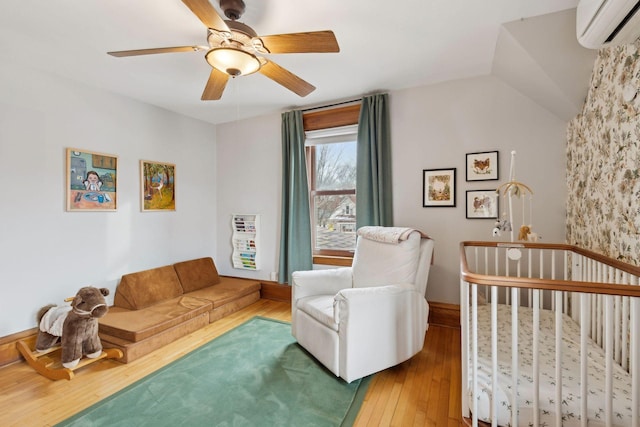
[1,0,591,125]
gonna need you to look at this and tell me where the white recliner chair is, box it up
[291,226,434,383]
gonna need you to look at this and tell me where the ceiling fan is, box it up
[108,0,340,100]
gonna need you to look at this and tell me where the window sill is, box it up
[313,255,353,267]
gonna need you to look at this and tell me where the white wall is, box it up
[0,65,568,337]
[391,76,567,304]
[215,113,282,281]
[0,64,218,336]
[215,75,567,305]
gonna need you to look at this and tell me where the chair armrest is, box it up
[334,284,427,328]
[334,284,428,382]
[334,283,424,316]
[291,267,353,302]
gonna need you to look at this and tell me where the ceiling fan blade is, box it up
[202,68,229,100]
[259,30,339,54]
[259,60,315,97]
[182,0,230,32]
[108,46,204,57]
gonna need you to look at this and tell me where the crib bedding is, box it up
[468,304,633,426]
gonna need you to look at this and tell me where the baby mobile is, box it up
[492,150,539,243]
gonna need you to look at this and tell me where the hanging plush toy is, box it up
[518,224,531,241]
[35,287,109,369]
[517,224,541,242]
[492,218,511,237]
[494,151,537,243]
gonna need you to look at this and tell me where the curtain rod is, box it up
[301,98,362,113]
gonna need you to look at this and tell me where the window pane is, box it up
[314,142,356,190]
[314,194,356,251]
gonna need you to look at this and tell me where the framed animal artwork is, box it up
[466,190,498,219]
[466,151,499,181]
[423,168,456,207]
[140,160,176,212]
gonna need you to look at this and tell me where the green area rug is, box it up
[56,317,370,427]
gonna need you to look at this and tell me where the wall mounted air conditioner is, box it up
[576,0,640,48]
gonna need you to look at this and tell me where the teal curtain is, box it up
[279,110,312,284]
[356,93,393,227]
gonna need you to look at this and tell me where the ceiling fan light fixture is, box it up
[251,38,269,54]
[205,47,261,76]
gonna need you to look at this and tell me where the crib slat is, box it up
[615,294,621,365]
[527,249,533,308]
[511,287,519,427]
[564,251,569,313]
[532,289,540,427]
[598,264,605,346]
[505,250,510,305]
[550,250,562,311]
[605,295,614,427]
[491,287,498,427]
[472,284,478,427]
[474,247,479,275]
[632,297,640,427]
[574,254,582,322]
[580,292,588,427]
[460,279,470,422]
[540,250,545,310]
[623,295,629,371]
[555,291,562,427]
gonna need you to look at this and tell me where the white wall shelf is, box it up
[232,214,259,270]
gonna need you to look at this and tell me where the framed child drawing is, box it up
[66,148,118,211]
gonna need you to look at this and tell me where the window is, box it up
[306,131,357,255]
[303,104,360,258]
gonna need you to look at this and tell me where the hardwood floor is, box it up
[0,299,462,427]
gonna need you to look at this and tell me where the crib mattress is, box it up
[468,304,633,427]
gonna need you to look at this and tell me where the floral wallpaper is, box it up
[567,40,640,264]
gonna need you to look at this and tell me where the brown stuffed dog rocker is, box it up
[35,287,109,369]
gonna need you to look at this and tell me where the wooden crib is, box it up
[460,241,640,427]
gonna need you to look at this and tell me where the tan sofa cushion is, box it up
[185,277,260,308]
[99,312,210,363]
[99,295,211,342]
[114,265,184,310]
[208,292,260,323]
[174,257,221,292]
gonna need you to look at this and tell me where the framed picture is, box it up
[423,168,456,207]
[466,151,499,181]
[141,160,176,211]
[466,190,499,219]
[66,148,117,211]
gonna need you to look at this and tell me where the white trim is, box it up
[305,124,358,146]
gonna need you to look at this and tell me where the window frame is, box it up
[306,144,357,257]
[303,104,361,259]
